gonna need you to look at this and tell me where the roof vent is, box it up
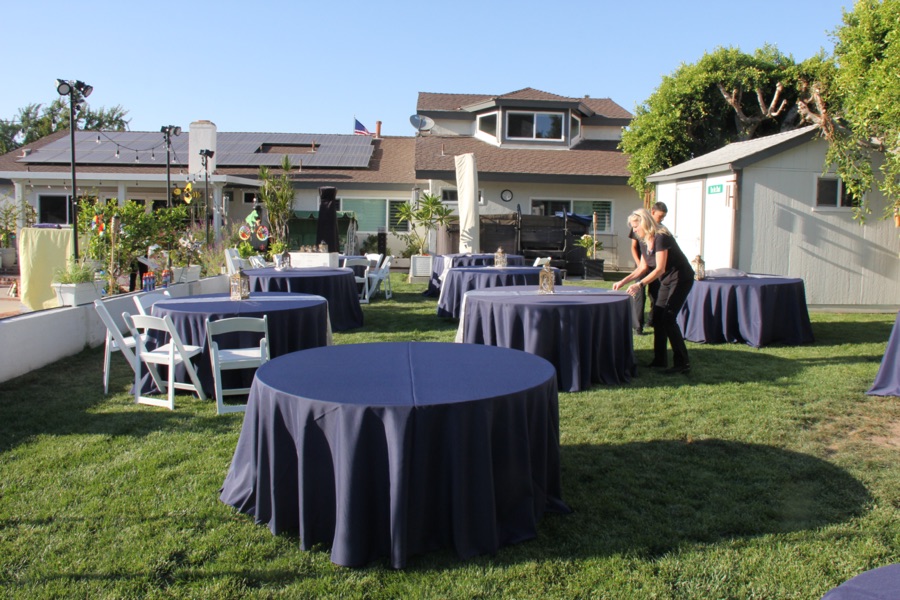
[20,148,32,157]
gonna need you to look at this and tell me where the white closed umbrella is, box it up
[454,153,480,253]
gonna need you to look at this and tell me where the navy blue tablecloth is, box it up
[245,267,363,331]
[425,253,525,297]
[867,311,900,397]
[458,286,636,392]
[822,563,900,599]
[149,292,330,395]
[438,266,562,319]
[219,341,570,568]
[676,275,814,348]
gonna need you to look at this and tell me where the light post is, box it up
[56,79,92,260]
[160,125,182,208]
[199,149,214,242]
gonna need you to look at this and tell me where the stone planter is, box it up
[171,265,202,283]
[583,259,605,280]
[0,247,15,269]
[52,282,102,307]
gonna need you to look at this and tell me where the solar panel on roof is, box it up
[21,131,375,168]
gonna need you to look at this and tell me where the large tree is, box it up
[818,0,900,221]
[620,45,831,195]
[0,95,129,155]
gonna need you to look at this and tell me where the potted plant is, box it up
[52,259,102,306]
[169,224,204,283]
[395,193,453,280]
[0,195,20,269]
[576,234,604,280]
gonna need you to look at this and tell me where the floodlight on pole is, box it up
[56,79,92,260]
[199,149,214,242]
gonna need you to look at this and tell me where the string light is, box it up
[134,151,139,163]
[115,146,119,159]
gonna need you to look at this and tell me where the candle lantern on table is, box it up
[494,247,507,268]
[539,263,555,294]
[230,267,251,300]
[692,255,706,280]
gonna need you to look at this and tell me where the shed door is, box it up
[672,181,703,260]
[702,180,736,269]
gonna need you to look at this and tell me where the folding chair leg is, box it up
[103,339,112,395]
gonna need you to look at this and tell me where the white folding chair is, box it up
[366,255,393,300]
[124,313,207,410]
[133,290,168,315]
[225,248,241,274]
[533,257,552,267]
[364,253,383,270]
[248,255,267,269]
[93,299,143,394]
[344,257,371,304]
[206,316,270,414]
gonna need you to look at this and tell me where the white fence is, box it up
[0,276,227,384]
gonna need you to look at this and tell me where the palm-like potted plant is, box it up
[0,195,21,269]
[575,234,605,279]
[394,193,453,279]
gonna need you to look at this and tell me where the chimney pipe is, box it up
[375,121,382,138]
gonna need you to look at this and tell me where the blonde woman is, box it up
[613,208,694,374]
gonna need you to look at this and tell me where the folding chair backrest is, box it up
[533,257,551,267]
[206,315,270,341]
[133,290,168,315]
[365,253,383,269]
[94,298,131,351]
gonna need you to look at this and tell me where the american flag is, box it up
[353,119,371,136]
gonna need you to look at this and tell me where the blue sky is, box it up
[2,0,852,138]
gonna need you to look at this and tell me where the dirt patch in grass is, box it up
[869,419,900,449]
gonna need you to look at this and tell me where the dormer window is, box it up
[507,111,564,141]
[570,114,581,141]
[477,113,497,137]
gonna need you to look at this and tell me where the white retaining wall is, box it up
[0,276,227,384]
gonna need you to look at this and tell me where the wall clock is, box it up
[500,189,513,202]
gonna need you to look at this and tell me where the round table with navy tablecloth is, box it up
[457,286,636,392]
[425,253,526,297]
[676,275,815,348]
[821,563,900,599]
[219,341,570,568]
[245,267,363,331]
[148,292,330,396]
[437,266,562,319]
[867,310,900,397]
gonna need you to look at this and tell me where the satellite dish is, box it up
[409,114,435,132]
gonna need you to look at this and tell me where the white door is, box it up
[702,179,736,269]
[671,180,703,261]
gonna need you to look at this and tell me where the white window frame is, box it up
[476,112,499,142]
[340,197,407,234]
[572,199,614,234]
[506,110,565,141]
[440,187,484,206]
[813,175,859,212]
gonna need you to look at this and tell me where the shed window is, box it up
[816,177,857,208]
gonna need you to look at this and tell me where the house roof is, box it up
[0,131,417,188]
[646,125,820,183]
[416,88,632,122]
[414,135,629,184]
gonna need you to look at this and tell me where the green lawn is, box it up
[1,275,898,599]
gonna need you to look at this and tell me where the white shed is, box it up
[647,126,899,308]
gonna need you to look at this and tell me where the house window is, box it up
[477,113,497,137]
[816,177,857,208]
[573,200,613,233]
[39,195,69,224]
[244,192,258,204]
[151,199,168,211]
[570,114,581,140]
[341,198,406,233]
[441,189,458,203]
[507,111,564,140]
[531,199,570,216]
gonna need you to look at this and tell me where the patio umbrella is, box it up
[455,153,480,253]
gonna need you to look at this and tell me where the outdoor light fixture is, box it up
[55,78,92,260]
[199,149,214,240]
[161,125,182,208]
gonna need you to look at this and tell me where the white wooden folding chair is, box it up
[94,299,143,394]
[206,316,270,414]
[364,253,383,270]
[124,313,206,410]
[366,255,393,300]
[133,290,168,315]
[344,257,371,304]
